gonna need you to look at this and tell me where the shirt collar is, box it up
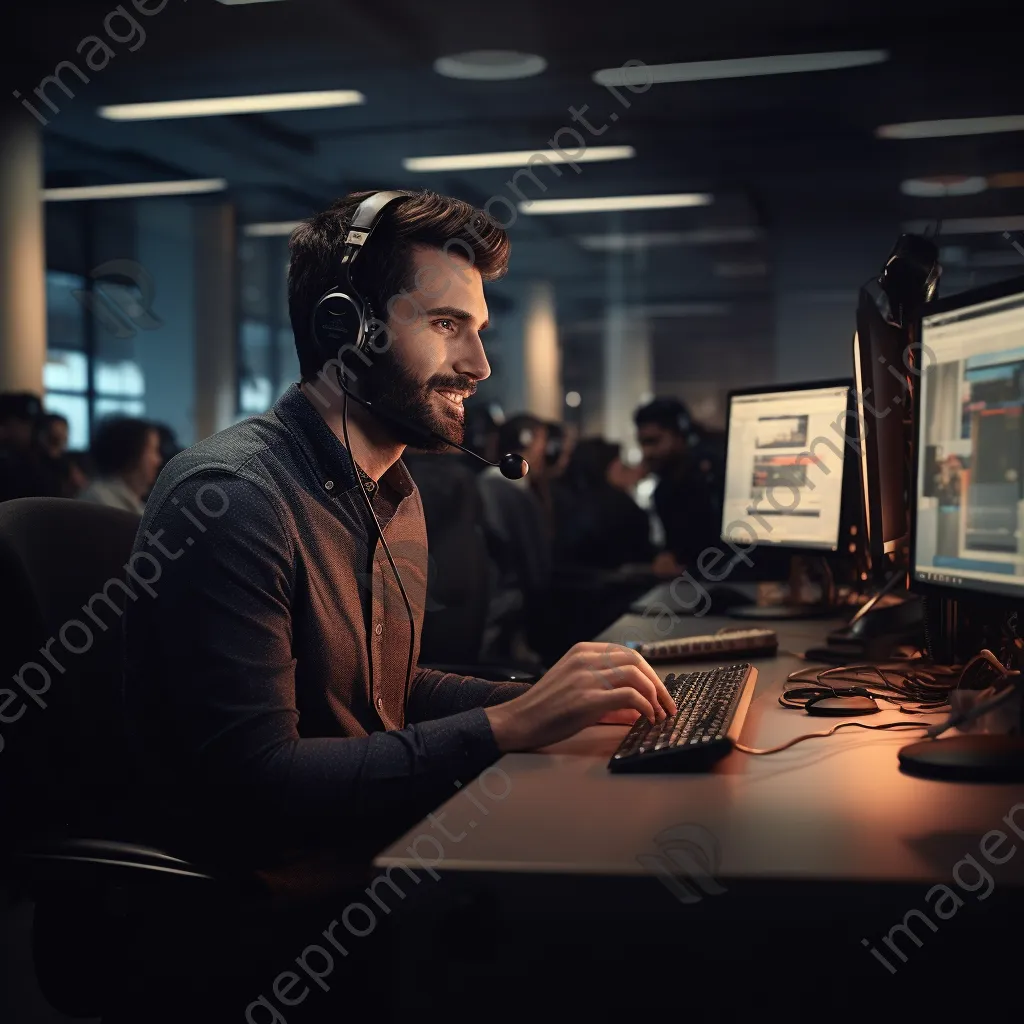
[273,383,415,501]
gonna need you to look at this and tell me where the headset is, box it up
[309,190,528,716]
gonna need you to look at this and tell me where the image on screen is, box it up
[914,285,1024,597]
[721,384,850,551]
[755,415,809,449]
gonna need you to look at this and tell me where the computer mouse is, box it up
[806,694,880,716]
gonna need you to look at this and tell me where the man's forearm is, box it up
[408,668,531,723]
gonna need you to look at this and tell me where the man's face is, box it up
[365,245,491,452]
[637,423,686,475]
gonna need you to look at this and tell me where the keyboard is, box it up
[626,628,777,663]
[608,663,758,773]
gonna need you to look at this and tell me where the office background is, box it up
[3,0,1022,463]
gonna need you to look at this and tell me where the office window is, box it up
[44,269,148,449]
[238,239,295,413]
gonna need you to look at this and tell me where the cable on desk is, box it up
[781,660,957,715]
[734,721,931,756]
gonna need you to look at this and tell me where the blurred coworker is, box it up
[78,417,162,515]
[553,438,654,571]
[35,412,85,498]
[154,422,184,467]
[635,397,719,578]
[37,412,69,458]
[0,392,59,501]
[121,189,673,863]
[404,447,493,664]
[477,412,553,665]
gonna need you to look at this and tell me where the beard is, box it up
[362,347,475,453]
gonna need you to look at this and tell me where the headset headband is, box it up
[343,190,413,250]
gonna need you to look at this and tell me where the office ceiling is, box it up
[6,0,1024,402]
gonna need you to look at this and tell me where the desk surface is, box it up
[377,609,1024,886]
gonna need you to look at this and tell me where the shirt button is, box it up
[364,480,375,493]
[374,622,383,636]
[376,696,383,711]
[324,480,334,491]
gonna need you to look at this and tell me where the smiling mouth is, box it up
[435,389,470,415]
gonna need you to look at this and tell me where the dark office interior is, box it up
[2,1,1024,1021]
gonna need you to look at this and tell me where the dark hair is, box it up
[91,417,155,476]
[566,438,620,489]
[634,397,692,435]
[0,391,43,424]
[287,189,511,381]
[498,413,545,456]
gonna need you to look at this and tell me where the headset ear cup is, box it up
[313,292,365,367]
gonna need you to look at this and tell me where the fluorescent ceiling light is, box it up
[403,145,634,173]
[594,50,887,86]
[243,221,304,237]
[43,179,227,201]
[578,227,760,250]
[434,51,546,80]
[99,90,364,121]
[520,193,711,215]
[877,116,1024,139]
[901,176,988,197]
[902,216,1024,234]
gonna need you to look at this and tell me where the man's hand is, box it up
[484,642,676,752]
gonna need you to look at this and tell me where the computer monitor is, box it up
[912,273,1024,602]
[854,290,914,570]
[721,380,854,553]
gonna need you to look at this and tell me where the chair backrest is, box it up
[0,498,141,841]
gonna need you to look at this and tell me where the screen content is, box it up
[914,285,1024,597]
[721,384,850,551]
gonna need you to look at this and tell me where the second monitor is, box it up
[720,380,854,617]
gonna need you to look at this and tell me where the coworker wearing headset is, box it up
[123,189,673,857]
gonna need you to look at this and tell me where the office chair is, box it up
[0,498,262,1018]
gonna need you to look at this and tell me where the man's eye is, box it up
[435,319,455,332]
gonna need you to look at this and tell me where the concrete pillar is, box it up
[0,115,46,393]
[193,204,237,440]
[523,280,562,419]
[602,243,652,459]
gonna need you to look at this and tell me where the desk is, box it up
[374,609,1023,1019]
[379,612,1024,887]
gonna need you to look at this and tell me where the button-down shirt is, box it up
[123,384,528,855]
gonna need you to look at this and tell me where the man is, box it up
[0,392,59,502]
[124,190,671,859]
[78,416,162,514]
[635,397,721,577]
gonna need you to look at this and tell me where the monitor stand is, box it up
[898,735,1024,782]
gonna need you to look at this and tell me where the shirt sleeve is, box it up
[124,470,507,848]
[407,669,531,723]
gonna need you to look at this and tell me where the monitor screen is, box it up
[913,282,1024,598]
[721,383,851,551]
